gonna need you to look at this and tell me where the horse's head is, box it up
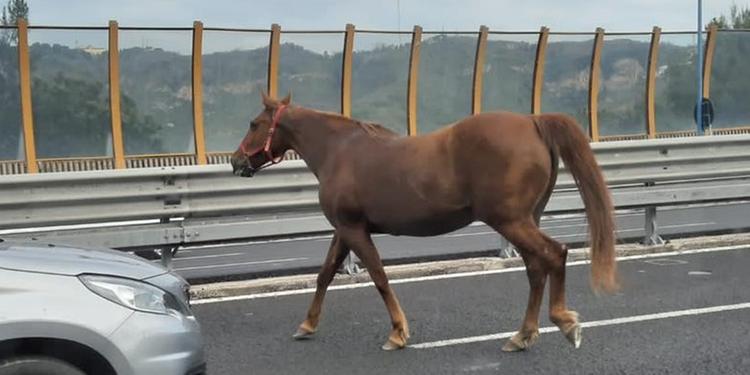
[231,91,292,177]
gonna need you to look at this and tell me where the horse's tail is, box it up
[534,113,618,294]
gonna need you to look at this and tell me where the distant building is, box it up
[80,46,106,55]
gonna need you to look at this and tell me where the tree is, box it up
[29,73,163,158]
[709,4,750,29]
[1,0,29,44]
[709,15,730,29]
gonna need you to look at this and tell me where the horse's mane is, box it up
[309,108,400,139]
[356,121,400,139]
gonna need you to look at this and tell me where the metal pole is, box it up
[696,0,703,135]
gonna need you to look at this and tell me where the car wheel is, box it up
[0,356,85,375]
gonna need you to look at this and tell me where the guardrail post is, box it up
[17,18,37,173]
[341,24,355,117]
[531,26,550,115]
[407,25,423,136]
[499,236,519,258]
[588,28,604,141]
[645,26,661,139]
[643,206,665,246]
[268,24,281,98]
[191,21,207,165]
[338,253,361,275]
[108,21,126,169]
[643,183,665,245]
[471,25,489,115]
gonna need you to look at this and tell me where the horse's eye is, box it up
[250,122,259,131]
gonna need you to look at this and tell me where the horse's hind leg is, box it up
[546,236,581,348]
[491,218,579,351]
[294,233,350,339]
[338,226,409,351]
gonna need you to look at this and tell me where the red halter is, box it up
[240,105,288,171]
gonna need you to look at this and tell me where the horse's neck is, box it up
[285,110,351,175]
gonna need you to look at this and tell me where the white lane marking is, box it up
[410,302,750,349]
[191,244,750,305]
[174,252,244,261]
[176,257,308,271]
[643,259,688,266]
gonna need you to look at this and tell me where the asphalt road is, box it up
[193,245,750,375]
[167,202,750,282]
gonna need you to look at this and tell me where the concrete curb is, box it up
[190,232,750,300]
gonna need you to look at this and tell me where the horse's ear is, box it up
[280,92,292,106]
[260,90,275,109]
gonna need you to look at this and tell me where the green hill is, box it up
[1,32,749,160]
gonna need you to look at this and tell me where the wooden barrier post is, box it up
[645,26,661,138]
[267,24,281,98]
[407,25,423,136]
[531,26,550,115]
[588,28,605,141]
[341,24,355,117]
[702,24,718,99]
[17,18,37,173]
[471,25,489,115]
[191,21,207,165]
[108,20,126,169]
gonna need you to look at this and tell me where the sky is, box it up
[15,0,750,53]
[26,0,746,31]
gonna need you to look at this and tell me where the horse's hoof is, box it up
[564,323,582,349]
[292,327,316,340]
[381,339,406,351]
[501,331,539,352]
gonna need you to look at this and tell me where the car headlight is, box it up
[79,274,187,316]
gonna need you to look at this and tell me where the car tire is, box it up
[0,356,85,375]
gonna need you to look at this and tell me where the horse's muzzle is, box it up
[230,155,256,178]
[233,166,256,178]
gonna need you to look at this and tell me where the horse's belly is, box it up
[368,207,474,236]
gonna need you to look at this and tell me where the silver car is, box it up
[0,239,205,375]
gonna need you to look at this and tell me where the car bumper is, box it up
[108,309,205,375]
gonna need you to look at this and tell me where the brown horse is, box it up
[231,93,618,352]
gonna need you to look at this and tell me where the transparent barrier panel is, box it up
[119,30,193,155]
[278,32,343,114]
[202,30,269,152]
[28,29,109,158]
[541,34,594,134]
[709,30,750,129]
[655,33,700,133]
[0,29,22,160]
[598,34,650,136]
[482,33,538,114]
[417,33,475,134]
[351,32,410,135]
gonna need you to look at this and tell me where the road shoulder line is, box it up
[191,232,750,304]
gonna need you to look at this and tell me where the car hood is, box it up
[0,240,167,280]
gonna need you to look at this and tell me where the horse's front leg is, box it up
[293,233,350,339]
[338,226,410,351]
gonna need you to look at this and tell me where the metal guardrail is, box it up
[1,134,749,252]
